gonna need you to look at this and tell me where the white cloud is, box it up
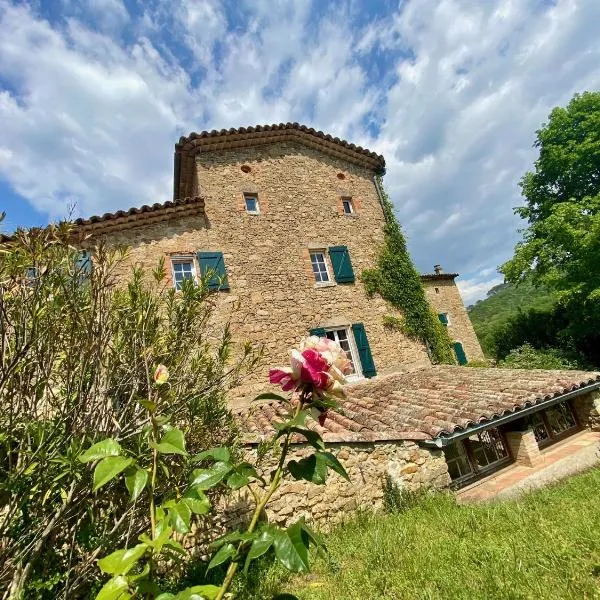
[457,275,504,306]
[0,0,599,296]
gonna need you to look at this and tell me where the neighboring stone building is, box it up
[421,265,485,364]
[14,123,600,524]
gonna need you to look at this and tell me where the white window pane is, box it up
[172,260,195,290]
[310,252,329,282]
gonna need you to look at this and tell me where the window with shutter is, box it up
[328,246,355,283]
[309,327,326,337]
[197,251,229,291]
[351,323,376,378]
[438,313,449,326]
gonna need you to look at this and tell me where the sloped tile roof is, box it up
[175,123,386,172]
[236,366,600,444]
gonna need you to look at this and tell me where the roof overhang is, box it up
[424,380,600,448]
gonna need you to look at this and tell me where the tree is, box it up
[501,91,600,351]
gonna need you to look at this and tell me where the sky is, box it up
[1,0,599,304]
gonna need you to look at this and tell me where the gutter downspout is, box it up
[373,175,389,225]
[423,381,600,449]
[173,151,181,201]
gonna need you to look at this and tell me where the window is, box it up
[435,287,439,294]
[444,427,511,487]
[310,251,330,283]
[197,251,230,291]
[325,328,361,379]
[438,313,449,326]
[244,194,260,214]
[171,258,196,290]
[342,197,354,214]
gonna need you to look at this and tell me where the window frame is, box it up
[525,400,580,448]
[171,256,197,290]
[324,326,363,381]
[310,250,331,284]
[341,197,354,215]
[244,193,260,215]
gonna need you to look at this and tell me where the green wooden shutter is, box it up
[197,251,229,291]
[328,246,355,283]
[352,323,376,378]
[75,250,92,277]
[453,341,468,365]
[309,327,326,337]
[438,313,448,326]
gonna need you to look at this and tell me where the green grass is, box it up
[241,467,600,599]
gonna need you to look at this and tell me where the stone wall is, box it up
[222,441,450,530]
[422,278,484,362]
[572,390,600,430]
[98,141,431,407]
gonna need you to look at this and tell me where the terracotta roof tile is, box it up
[175,123,385,173]
[235,366,600,444]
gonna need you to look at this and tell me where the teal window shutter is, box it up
[309,327,326,337]
[197,251,229,291]
[328,246,355,283]
[438,313,449,326]
[76,250,92,277]
[453,341,468,365]
[351,323,376,378]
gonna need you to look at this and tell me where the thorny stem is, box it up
[215,397,305,600]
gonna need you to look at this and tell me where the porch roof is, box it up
[235,366,600,445]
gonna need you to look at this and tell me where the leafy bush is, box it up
[0,223,259,598]
[498,343,580,370]
[382,475,430,514]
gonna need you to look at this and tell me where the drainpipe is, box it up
[173,151,181,201]
[373,175,390,225]
[423,381,600,449]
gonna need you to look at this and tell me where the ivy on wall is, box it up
[362,177,456,364]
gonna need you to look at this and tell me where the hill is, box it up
[468,280,556,357]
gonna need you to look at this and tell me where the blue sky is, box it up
[1,0,599,303]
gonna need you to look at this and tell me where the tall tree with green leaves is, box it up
[501,91,600,341]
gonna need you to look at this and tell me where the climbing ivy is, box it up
[362,177,456,364]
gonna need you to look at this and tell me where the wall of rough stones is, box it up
[98,141,431,407]
[422,278,484,362]
[572,390,600,430]
[220,441,450,530]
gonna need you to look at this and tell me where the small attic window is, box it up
[241,165,251,173]
[244,193,260,214]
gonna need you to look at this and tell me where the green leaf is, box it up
[154,428,187,455]
[273,524,309,573]
[243,528,275,574]
[252,392,290,403]
[172,585,220,600]
[192,447,230,463]
[79,439,121,463]
[163,539,186,555]
[226,471,249,490]
[95,575,130,600]
[317,451,350,481]
[125,467,148,502]
[93,456,134,491]
[287,427,325,450]
[190,461,231,490]
[206,543,236,571]
[155,594,175,600]
[273,410,309,432]
[97,544,148,575]
[209,530,256,551]
[169,501,192,534]
[181,492,210,515]
[287,454,327,485]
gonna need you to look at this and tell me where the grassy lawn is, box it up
[239,467,600,599]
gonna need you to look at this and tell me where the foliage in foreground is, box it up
[83,337,353,599]
[245,467,600,599]
[0,224,259,598]
[498,343,581,370]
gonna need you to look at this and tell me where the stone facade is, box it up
[572,390,600,430]
[98,141,430,407]
[222,441,450,529]
[504,429,542,467]
[422,275,484,363]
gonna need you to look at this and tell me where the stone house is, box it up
[32,123,600,522]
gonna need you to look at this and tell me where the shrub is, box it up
[498,343,580,370]
[0,223,259,598]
